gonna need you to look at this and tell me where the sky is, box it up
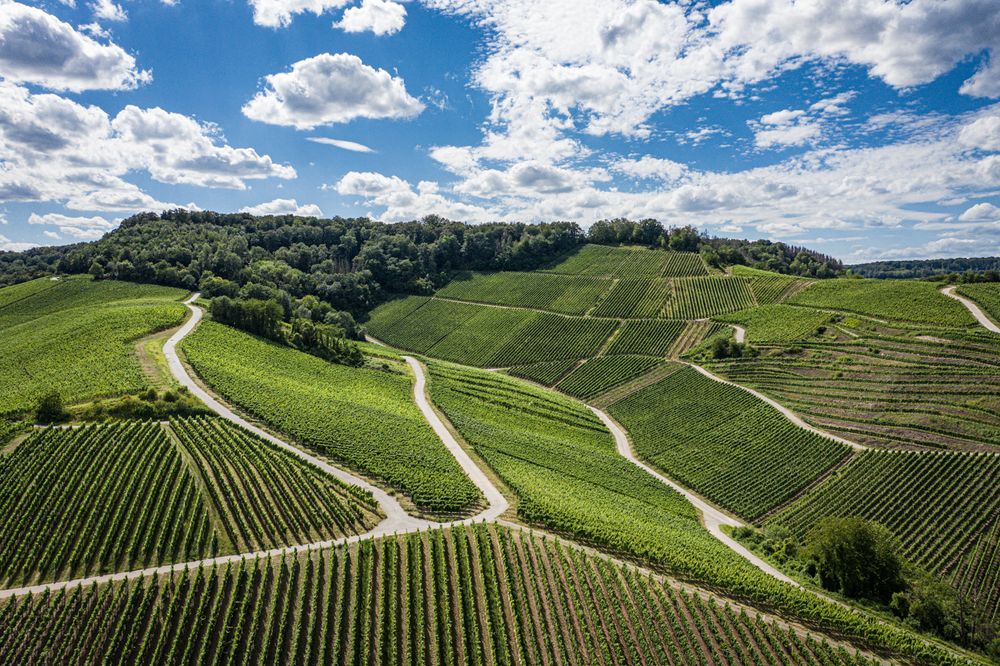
[1,0,1000,262]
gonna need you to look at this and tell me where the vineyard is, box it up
[0,421,215,588]
[767,449,1000,618]
[168,417,381,552]
[705,325,1000,451]
[608,366,851,520]
[714,305,833,344]
[0,524,878,665]
[366,296,618,367]
[732,266,813,304]
[592,278,673,317]
[554,355,665,400]
[788,278,976,326]
[541,244,708,277]
[605,319,688,356]
[436,271,611,315]
[956,283,1000,325]
[181,320,483,516]
[666,276,756,319]
[508,358,580,386]
[0,277,188,415]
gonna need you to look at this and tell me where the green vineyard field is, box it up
[714,305,833,343]
[605,319,688,356]
[956,283,1000,325]
[666,276,756,319]
[541,244,708,278]
[437,271,611,315]
[0,525,876,665]
[768,449,1000,618]
[592,278,672,318]
[608,366,851,520]
[732,266,812,304]
[181,320,482,516]
[788,278,975,326]
[555,355,665,400]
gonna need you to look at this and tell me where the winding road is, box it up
[589,406,800,586]
[943,285,1000,334]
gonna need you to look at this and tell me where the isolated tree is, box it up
[36,391,68,423]
[804,517,904,602]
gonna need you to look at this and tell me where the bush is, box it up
[36,391,69,424]
[804,517,904,602]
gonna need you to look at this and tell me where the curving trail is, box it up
[731,323,746,344]
[943,286,1000,334]
[684,362,866,451]
[589,406,800,586]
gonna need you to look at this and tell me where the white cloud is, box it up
[307,137,374,153]
[959,114,1000,152]
[336,0,406,35]
[334,171,495,222]
[0,2,149,91]
[0,234,37,252]
[959,202,1000,222]
[28,212,117,239]
[753,122,821,149]
[612,156,687,182]
[247,0,350,27]
[0,81,295,212]
[242,53,424,129]
[90,0,127,22]
[240,198,324,217]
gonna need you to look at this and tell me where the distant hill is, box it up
[848,256,1000,279]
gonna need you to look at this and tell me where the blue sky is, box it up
[1,0,1000,262]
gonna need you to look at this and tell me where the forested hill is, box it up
[0,211,841,317]
[849,256,1000,280]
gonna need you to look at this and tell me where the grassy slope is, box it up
[0,276,188,415]
[181,320,482,516]
[789,278,974,326]
[714,304,833,343]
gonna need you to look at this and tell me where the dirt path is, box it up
[587,407,800,586]
[730,324,746,344]
[685,362,866,451]
[943,286,1000,334]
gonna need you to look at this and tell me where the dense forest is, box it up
[849,256,1000,280]
[0,211,842,322]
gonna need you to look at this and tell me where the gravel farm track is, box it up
[943,285,1000,334]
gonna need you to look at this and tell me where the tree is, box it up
[804,517,905,602]
[36,391,69,423]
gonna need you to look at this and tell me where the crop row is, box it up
[769,449,1000,611]
[169,417,380,552]
[666,277,756,319]
[436,271,611,315]
[956,283,1000,326]
[0,421,215,588]
[952,517,1000,623]
[608,366,851,521]
[706,331,1000,451]
[366,296,617,367]
[593,277,672,317]
[788,278,975,326]
[542,244,708,278]
[181,320,482,516]
[507,359,579,386]
[0,524,877,665]
[555,355,665,400]
[423,363,967,665]
[731,266,811,305]
[605,319,688,356]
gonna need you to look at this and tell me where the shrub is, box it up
[804,517,904,602]
[36,391,68,423]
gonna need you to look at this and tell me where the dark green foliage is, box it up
[804,517,905,602]
[848,257,1000,280]
[34,392,68,424]
[711,338,752,359]
[210,296,284,340]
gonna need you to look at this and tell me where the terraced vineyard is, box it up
[554,355,665,400]
[768,449,1000,618]
[667,276,756,318]
[733,265,813,304]
[182,320,482,516]
[705,326,1000,451]
[169,417,381,552]
[0,524,876,665]
[608,366,851,520]
[541,243,708,277]
[605,319,687,356]
[508,358,580,385]
[0,277,188,415]
[366,296,617,367]
[0,421,215,588]
[789,278,975,326]
[593,277,673,317]
[437,271,610,314]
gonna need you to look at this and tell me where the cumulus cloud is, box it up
[247,0,350,27]
[242,53,424,129]
[959,114,1000,151]
[0,2,150,91]
[240,198,324,217]
[333,171,495,222]
[336,0,406,35]
[959,202,1000,222]
[0,81,295,212]
[307,137,374,153]
[612,156,687,182]
[751,108,822,149]
[0,234,37,252]
[28,212,117,239]
[90,0,127,22]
